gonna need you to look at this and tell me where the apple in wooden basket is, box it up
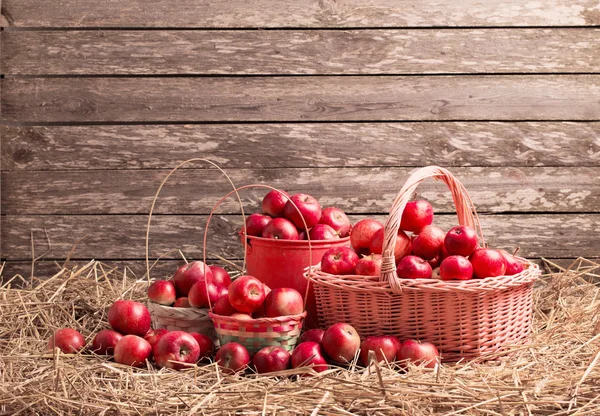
[264,288,304,317]
[47,328,86,354]
[143,328,168,349]
[319,207,352,238]
[262,189,290,218]
[321,323,361,364]
[114,335,152,368]
[91,329,124,355]
[369,228,412,264]
[147,280,177,306]
[216,342,251,374]
[309,224,340,241]
[499,249,525,275]
[396,339,439,369]
[228,275,266,314]
[212,294,238,316]
[439,255,473,281]
[359,336,402,366]
[153,331,200,370]
[321,247,360,275]
[209,265,232,288]
[262,218,299,240]
[470,248,506,279]
[172,261,213,297]
[400,200,434,233]
[444,226,479,257]
[291,342,329,374]
[355,254,383,277]
[300,329,325,344]
[412,225,446,260]
[284,193,322,230]
[108,300,151,336]
[253,346,291,374]
[350,219,384,254]
[243,213,273,237]
[189,332,214,360]
[396,255,433,279]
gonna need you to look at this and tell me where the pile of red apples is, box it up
[320,200,525,280]
[242,190,351,240]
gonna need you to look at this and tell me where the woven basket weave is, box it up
[147,301,216,339]
[307,166,540,362]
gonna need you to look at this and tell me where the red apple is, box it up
[444,226,479,257]
[400,200,434,233]
[209,265,232,288]
[91,329,123,355]
[300,329,325,344]
[47,328,86,353]
[228,275,266,314]
[262,189,290,218]
[469,248,507,279]
[499,249,525,275]
[322,323,361,364]
[188,280,221,308]
[147,280,177,306]
[264,288,304,317]
[320,246,360,275]
[369,228,412,263]
[173,297,191,308]
[262,217,299,240]
[308,224,340,241]
[298,230,308,240]
[153,331,200,370]
[291,342,329,374]
[212,295,237,316]
[108,300,151,337]
[439,255,473,281]
[355,254,383,277]
[396,255,433,279]
[350,219,384,253]
[283,193,322,230]
[143,328,168,349]
[396,339,439,369]
[243,213,273,237]
[319,207,351,237]
[189,332,214,360]
[359,336,401,366]
[253,346,291,374]
[412,225,446,260]
[114,335,152,368]
[172,261,213,297]
[215,342,251,374]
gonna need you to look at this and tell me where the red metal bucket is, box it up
[243,235,351,328]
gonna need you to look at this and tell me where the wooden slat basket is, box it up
[307,166,541,362]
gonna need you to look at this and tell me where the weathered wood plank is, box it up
[3,0,600,27]
[3,123,600,170]
[2,214,599,260]
[5,29,600,75]
[3,76,600,123]
[3,167,600,215]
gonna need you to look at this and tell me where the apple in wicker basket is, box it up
[470,248,507,279]
[114,335,152,368]
[216,342,251,374]
[396,255,433,279]
[440,255,473,281]
[321,323,361,364]
[400,200,434,233]
[47,328,86,354]
[212,294,238,316]
[291,342,329,374]
[147,280,177,306]
[444,226,479,257]
[359,336,402,366]
[173,297,191,308]
[253,346,292,374]
[355,253,383,277]
[319,207,352,238]
[209,265,232,288]
[369,228,412,264]
[412,225,446,260]
[91,329,123,355]
[263,288,304,317]
[396,339,439,369]
[153,331,201,370]
[108,300,151,336]
[499,249,525,275]
[321,246,360,275]
[188,279,221,308]
[228,275,266,314]
[172,261,213,297]
[350,219,384,255]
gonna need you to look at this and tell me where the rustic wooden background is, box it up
[2,1,600,278]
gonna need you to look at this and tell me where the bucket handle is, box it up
[203,184,314,311]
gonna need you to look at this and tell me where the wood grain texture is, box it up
[3,123,600,170]
[3,167,600,215]
[2,214,599,260]
[3,76,600,123]
[5,29,600,75]
[3,0,600,27]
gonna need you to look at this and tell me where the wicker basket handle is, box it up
[203,184,314,311]
[380,166,484,293]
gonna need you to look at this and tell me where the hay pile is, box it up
[1,259,600,415]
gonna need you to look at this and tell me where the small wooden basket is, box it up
[307,166,540,362]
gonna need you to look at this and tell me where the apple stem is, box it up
[512,246,521,256]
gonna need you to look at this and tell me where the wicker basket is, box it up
[147,301,216,338]
[307,166,540,362]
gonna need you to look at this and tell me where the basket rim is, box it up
[209,311,307,324]
[307,257,540,294]
[147,301,210,316]
[242,234,351,245]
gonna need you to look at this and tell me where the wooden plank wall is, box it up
[2,0,600,278]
